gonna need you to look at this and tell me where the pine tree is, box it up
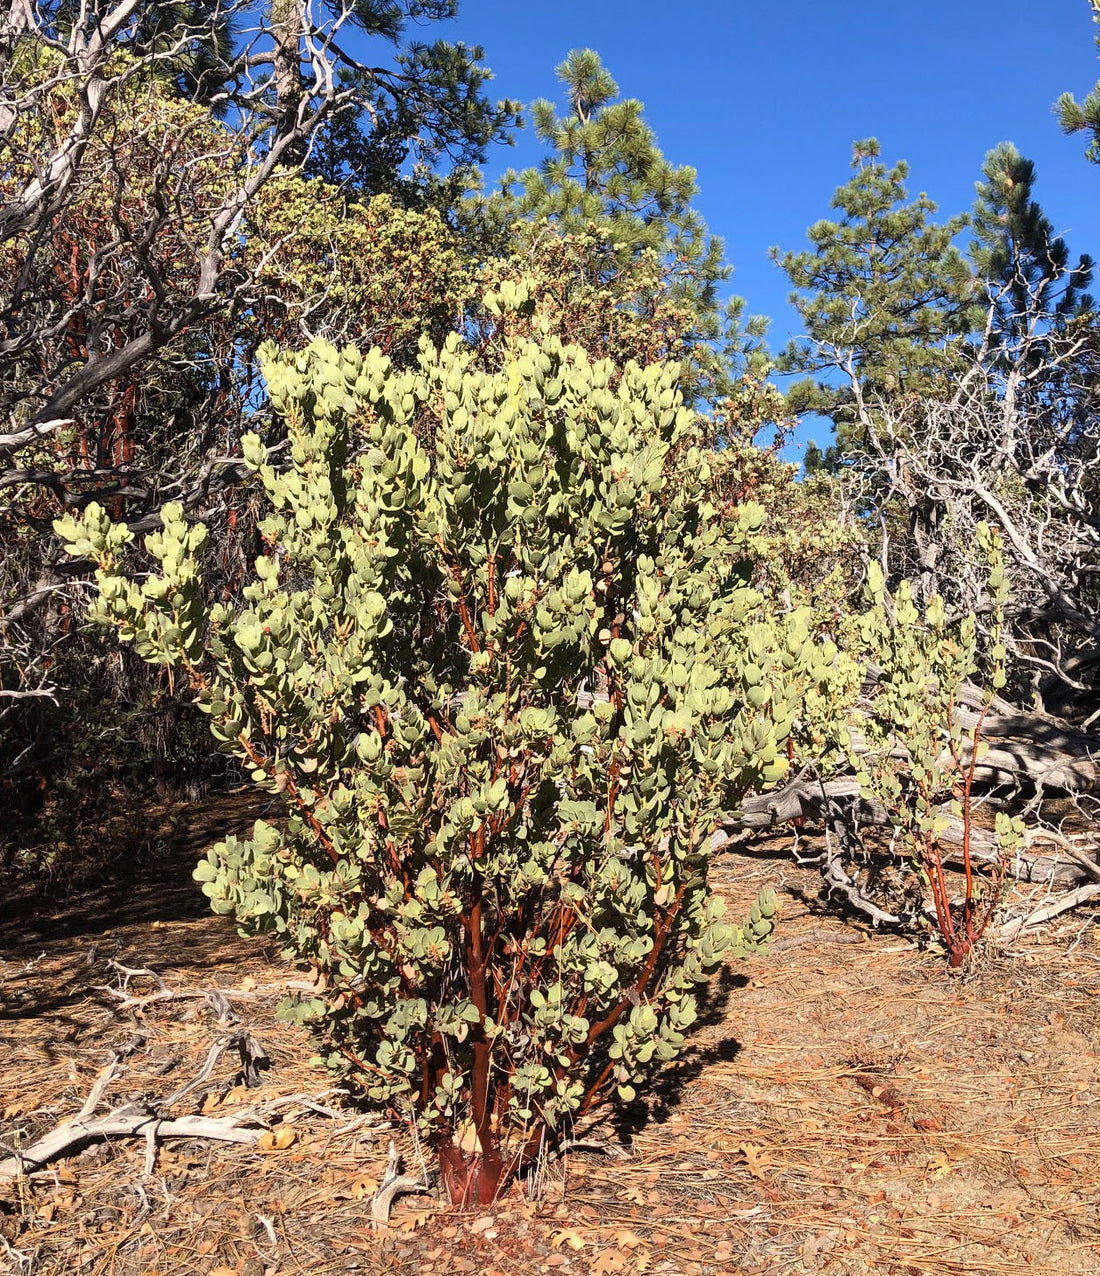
[510,50,717,268]
[1056,1,1100,163]
[305,44,518,206]
[772,139,976,451]
[970,142,1094,354]
[272,1,518,182]
[968,142,1095,480]
[492,49,764,403]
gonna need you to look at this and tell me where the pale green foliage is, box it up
[855,567,980,834]
[852,531,1023,961]
[56,320,846,1181]
[241,183,475,365]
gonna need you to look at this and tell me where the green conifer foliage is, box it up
[1056,1,1100,163]
[510,50,714,268]
[56,315,848,1203]
[124,1,239,109]
[772,140,975,450]
[304,42,520,203]
[491,50,764,403]
[970,142,1094,355]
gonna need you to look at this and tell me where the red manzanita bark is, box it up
[437,1139,506,1208]
[922,696,1007,968]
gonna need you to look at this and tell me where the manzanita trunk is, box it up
[438,1141,505,1208]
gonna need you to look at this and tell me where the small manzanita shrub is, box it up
[58,326,843,1203]
[854,531,1024,967]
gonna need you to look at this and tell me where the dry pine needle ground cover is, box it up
[1,793,1099,1276]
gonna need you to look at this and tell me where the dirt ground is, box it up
[2,794,1099,1276]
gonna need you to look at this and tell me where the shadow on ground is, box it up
[0,790,268,956]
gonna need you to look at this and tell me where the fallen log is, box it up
[843,729,1100,794]
[857,671,1100,792]
[715,778,1096,885]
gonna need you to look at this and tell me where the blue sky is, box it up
[431,1,1100,457]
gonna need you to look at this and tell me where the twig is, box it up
[77,1058,124,1120]
[818,795,904,928]
[105,960,169,992]
[1026,830,1100,883]
[160,1038,230,1112]
[556,1137,632,1161]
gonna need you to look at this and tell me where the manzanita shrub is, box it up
[57,324,845,1203]
[853,529,1024,967]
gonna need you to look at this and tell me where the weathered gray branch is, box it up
[0,1109,266,1180]
[997,882,1100,943]
[370,1139,435,1227]
[714,775,1096,886]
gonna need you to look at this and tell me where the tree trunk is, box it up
[438,1139,506,1208]
[270,0,304,157]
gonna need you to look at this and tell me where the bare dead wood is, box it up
[159,1037,233,1112]
[0,1108,268,1181]
[97,982,240,1020]
[0,1033,382,1183]
[841,729,1100,793]
[370,1139,434,1228]
[715,776,1097,885]
[818,851,905,928]
[93,965,313,1015]
[555,1137,632,1161]
[818,790,908,927]
[0,1014,279,1182]
[953,738,1098,791]
[76,1058,124,1120]
[0,1030,268,1181]
[996,882,1100,943]
[715,777,1000,859]
[956,706,1100,757]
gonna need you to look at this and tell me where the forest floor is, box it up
[2,792,1099,1276]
